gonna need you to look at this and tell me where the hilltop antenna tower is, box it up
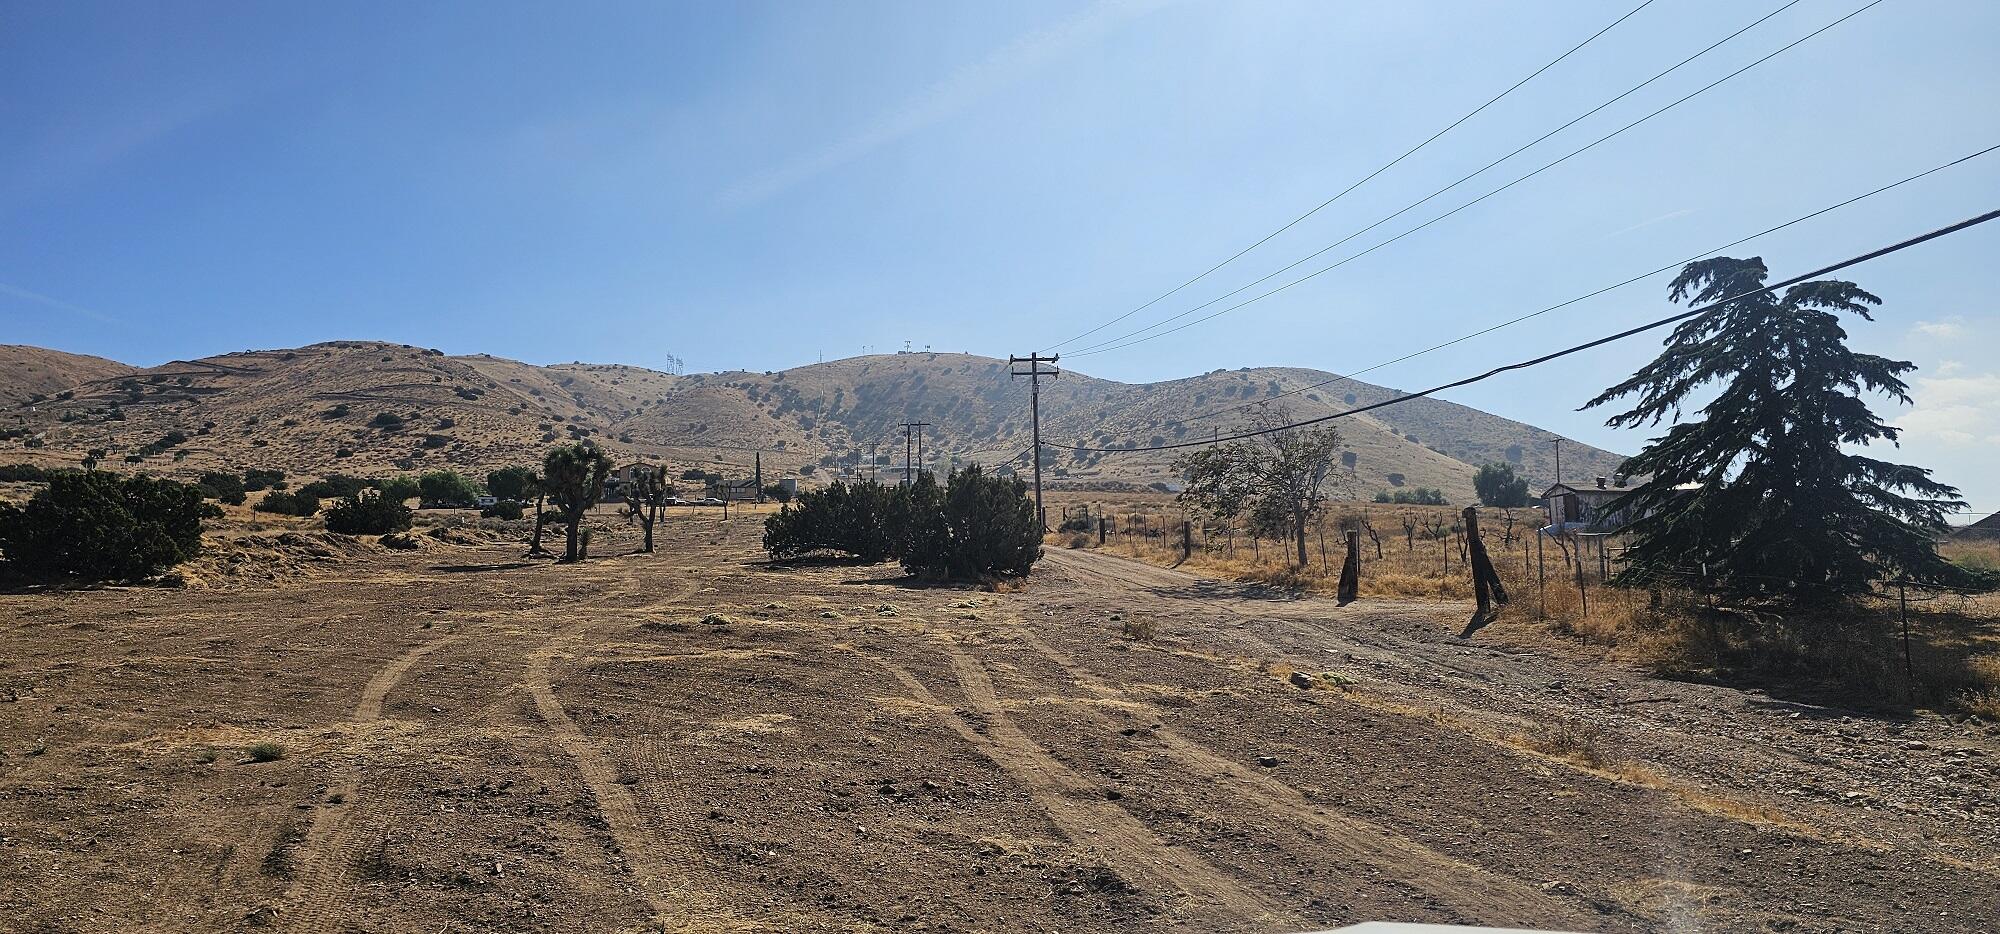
[1010,353,1060,530]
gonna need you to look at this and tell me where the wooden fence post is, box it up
[1535,531,1546,621]
[1573,533,1590,620]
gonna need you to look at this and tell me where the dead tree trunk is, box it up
[1463,506,1509,618]
[1337,528,1360,604]
[1293,509,1309,569]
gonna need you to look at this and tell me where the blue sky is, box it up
[4,0,1997,510]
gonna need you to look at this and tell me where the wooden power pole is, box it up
[1010,353,1059,529]
[901,421,930,484]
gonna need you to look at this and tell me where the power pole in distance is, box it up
[754,451,764,503]
[1010,353,1059,530]
[899,422,931,484]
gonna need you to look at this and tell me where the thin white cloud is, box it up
[1910,317,1967,339]
[1886,368,2000,511]
[0,280,119,323]
[721,0,1172,206]
[1892,372,2000,447]
[1604,208,1693,239]
[1935,359,1965,376]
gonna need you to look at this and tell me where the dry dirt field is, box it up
[4,510,1999,933]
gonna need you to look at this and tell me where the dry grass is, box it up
[1512,719,1613,769]
[1051,496,2000,713]
[1118,615,1157,641]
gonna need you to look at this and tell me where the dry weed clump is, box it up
[1513,719,1613,769]
[1117,615,1157,641]
[1955,654,2000,718]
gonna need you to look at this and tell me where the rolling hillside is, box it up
[1,342,1628,503]
[0,345,135,408]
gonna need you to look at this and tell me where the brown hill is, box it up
[3,343,1626,503]
[0,345,135,408]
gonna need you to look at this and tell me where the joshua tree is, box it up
[543,442,613,562]
[523,472,550,556]
[623,463,670,553]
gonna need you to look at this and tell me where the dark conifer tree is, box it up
[1585,257,1962,602]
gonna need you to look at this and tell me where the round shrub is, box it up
[323,491,414,535]
[0,471,218,581]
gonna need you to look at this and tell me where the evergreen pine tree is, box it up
[1585,257,1963,602]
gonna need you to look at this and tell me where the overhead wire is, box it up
[1160,142,2000,427]
[1063,0,1882,359]
[1048,206,2000,454]
[1039,0,1660,354]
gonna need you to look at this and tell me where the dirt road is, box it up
[2,517,1995,932]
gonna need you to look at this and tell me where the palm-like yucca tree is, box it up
[543,442,613,562]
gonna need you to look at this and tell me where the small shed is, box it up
[1542,475,1643,532]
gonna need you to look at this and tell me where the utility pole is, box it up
[1010,353,1059,530]
[911,422,930,479]
[1553,438,1562,486]
[754,451,764,503]
[868,441,879,483]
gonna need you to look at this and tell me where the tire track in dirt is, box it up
[527,635,738,933]
[282,556,709,932]
[1040,547,2000,883]
[520,561,741,933]
[849,643,1290,929]
[278,632,463,933]
[1009,628,1597,929]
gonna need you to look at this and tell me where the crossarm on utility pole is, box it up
[1009,353,1060,530]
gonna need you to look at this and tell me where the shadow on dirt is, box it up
[839,573,961,590]
[749,555,880,570]
[430,562,536,573]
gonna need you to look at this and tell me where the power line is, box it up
[1050,206,2000,454]
[1167,142,2000,427]
[1065,0,1882,359]
[1038,0,1659,355]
